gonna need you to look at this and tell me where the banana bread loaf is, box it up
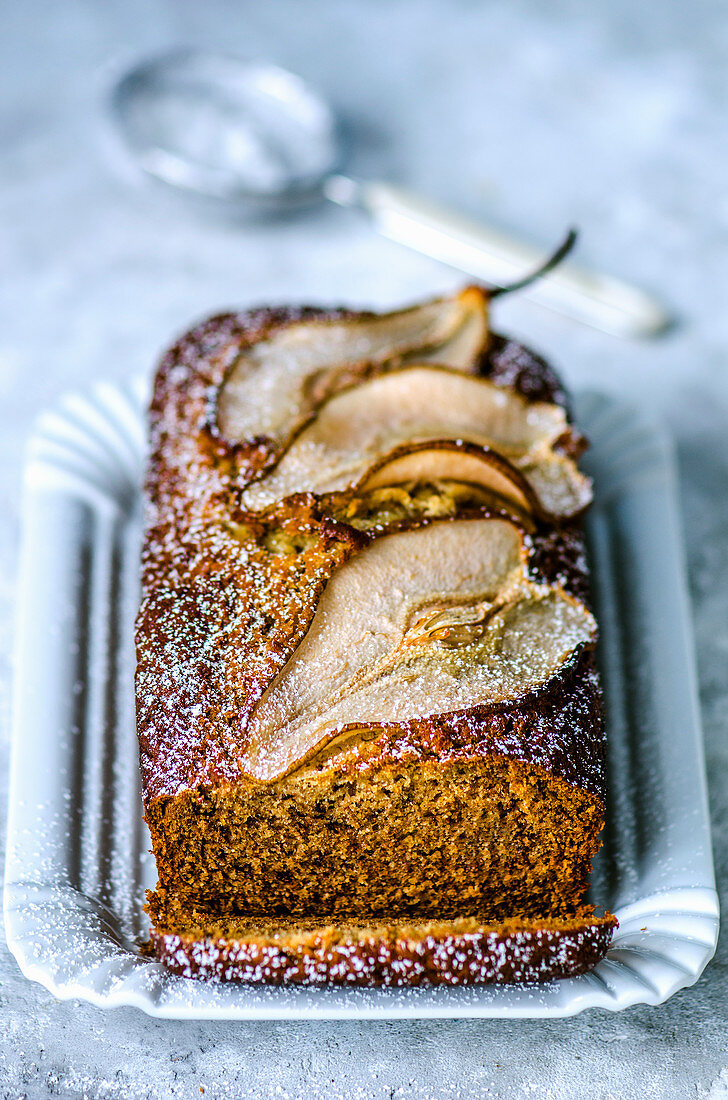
[136,287,615,986]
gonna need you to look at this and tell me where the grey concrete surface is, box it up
[1,1,727,1096]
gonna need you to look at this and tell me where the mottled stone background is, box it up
[1,1,727,1096]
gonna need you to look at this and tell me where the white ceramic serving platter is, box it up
[4,379,719,1018]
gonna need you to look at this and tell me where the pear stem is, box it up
[489,229,578,298]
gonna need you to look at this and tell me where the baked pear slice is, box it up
[242,517,597,781]
[241,366,591,520]
[355,440,539,520]
[217,287,488,451]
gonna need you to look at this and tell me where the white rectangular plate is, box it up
[4,380,718,1018]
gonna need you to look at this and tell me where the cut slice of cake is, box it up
[136,288,614,985]
[150,912,616,987]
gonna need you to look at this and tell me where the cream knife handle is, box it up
[324,175,669,339]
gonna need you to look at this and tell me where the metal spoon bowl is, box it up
[111,50,340,207]
[110,49,669,338]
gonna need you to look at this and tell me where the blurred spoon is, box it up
[110,49,669,338]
